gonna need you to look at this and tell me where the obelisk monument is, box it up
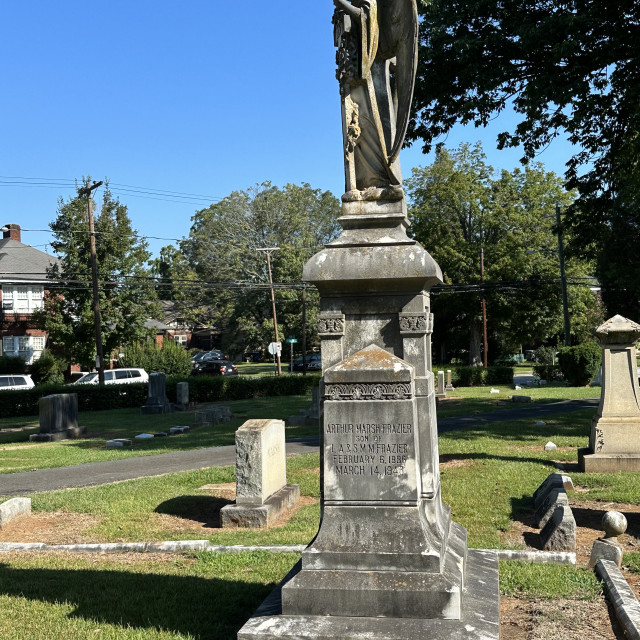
[238,2,500,637]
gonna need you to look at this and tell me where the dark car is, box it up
[193,359,238,376]
[290,354,322,372]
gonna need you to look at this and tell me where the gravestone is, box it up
[30,393,86,442]
[579,315,640,472]
[175,382,189,411]
[238,0,499,635]
[194,405,232,426]
[220,419,300,528]
[141,372,174,415]
[436,370,446,397]
[446,369,455,391]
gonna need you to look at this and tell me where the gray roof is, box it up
[0,238,59,283]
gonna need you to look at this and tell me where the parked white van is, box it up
[0,374,35,390]
[72,368,149,385]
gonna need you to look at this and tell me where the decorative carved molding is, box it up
[595,427,605,453]
[325,382,412,401]
[317,313,345,336]
[399,312,431,335]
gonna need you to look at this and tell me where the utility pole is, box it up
[480,248,488,368]
[556,203,571,347]
[301,284,307,375]
[78,180,105,384]
[257,247,282,376]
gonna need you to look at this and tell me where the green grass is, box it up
[499,561,602,599]
[437,383,598,418]
[0,394,316,475]
[28,453,321,545]
[0,551,299,639]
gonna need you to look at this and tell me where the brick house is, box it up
[0,224,58,364]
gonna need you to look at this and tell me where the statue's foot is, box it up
[342,185,404,202]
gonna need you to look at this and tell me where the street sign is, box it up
[268,342,282,356]
[286,338,298,344]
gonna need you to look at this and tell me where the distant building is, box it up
[0,224,58,364]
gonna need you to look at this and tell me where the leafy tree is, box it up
[409,0,640,317]
[119,338,192,377]
[159,182,341,355]
[407,143,599,364]
[34,181,158,370]
[29,350,65,385]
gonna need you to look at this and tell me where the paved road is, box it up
[0,398,598,496]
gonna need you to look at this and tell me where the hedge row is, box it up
[437,365,514,387]
[0,374,320,419]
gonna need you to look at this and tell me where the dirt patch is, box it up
[501,596,625,639]
[0,512,101,544]
[503,499,640,567]
[439,455,474,470]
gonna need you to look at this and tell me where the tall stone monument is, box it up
[238,1,499,638]
[579,315,640,472]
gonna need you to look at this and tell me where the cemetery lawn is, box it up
[8,406,638,551]
[0,551,606,640]
[436,383,598,418]
[0,394,315,474]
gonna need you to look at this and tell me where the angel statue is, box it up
[333,0,418,202]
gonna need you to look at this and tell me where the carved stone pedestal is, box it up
[237,199,499,639]
[579,315,640,472]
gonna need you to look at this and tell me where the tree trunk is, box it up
[469,321,482,366]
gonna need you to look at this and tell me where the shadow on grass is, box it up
[439,452,560,467]
[440,413,592,442]
[155,495,233,528]
[0,564,270,639]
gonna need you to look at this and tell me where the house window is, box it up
[2,337,17,354]
[1,285,44,313]
[32,337,45,351]
[174,334,188,347]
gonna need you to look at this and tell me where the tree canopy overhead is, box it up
[410,0,640,316]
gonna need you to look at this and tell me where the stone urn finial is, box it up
[594,315,640,345]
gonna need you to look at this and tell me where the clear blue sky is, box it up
[0,1,574,258]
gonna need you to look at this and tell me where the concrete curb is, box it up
[595,559,640,640]
[494,549,576,565]
[0,541,575,564]
[0,541,308,554]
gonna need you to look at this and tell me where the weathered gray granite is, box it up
[221,485,301,529]
[141,372,173,415]
[175,382,189,410]
[540,504,576,552]
[238,550,499,640]
[221,419,299,528]
[533,473,574,505]
[194,406,233,426]
[235,419,287,505]
[30,393,86,442]
[596,559,640,640]
[533,488,570,528]
[580,315,640,472]
[0,497,31,527]
[590,510,627,568]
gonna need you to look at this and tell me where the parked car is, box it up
[0,374,35,391]
[192,359,238,376]
[72,368,149,385]
[290,354,322,372]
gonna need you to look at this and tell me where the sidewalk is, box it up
[0,399,598,497]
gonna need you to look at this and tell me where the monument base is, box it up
[237,550,499,640]
[221,484,300,528]
[579,447,640,472]
[140,403,174,415]
[30,426,87,442]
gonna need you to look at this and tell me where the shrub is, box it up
[119,339,192,377]
[29,350,66,385]
[532,346,563,382]
[444,365,513,387]
[0,355,25,374]
[0,373,320,418]
[558,341,602,386]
